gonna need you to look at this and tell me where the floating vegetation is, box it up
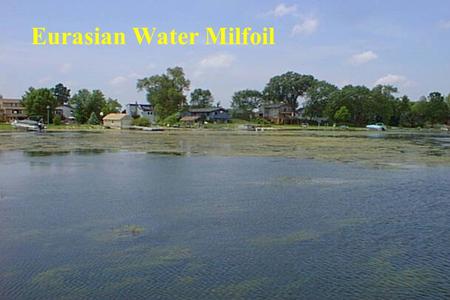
[0,130,449,167]
[31,266,73,289]
[102,245,192,274]
[113,224,145,237]
[90,224,145,242]
[276,176,359,186]
[250,230,319,247]
[147,150,185,156]
[210,278,271,299]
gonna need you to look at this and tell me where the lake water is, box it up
[0,151,449,299]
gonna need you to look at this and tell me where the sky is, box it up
[1,0,450,107]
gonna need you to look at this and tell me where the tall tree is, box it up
[426,92,448,125]
[369,85,396,123]
[21,87,58,122]
[304,81,338,119]
[70,89,107,123]
[231,89,263,119]
[325,85,372,125]
[102,98,122,115]
[392,95,413,127]
[334,106,351,124]
[190,88,214,108]
[137,66,190,120]
[52,83,71,105]
[263,72,316,113]
[410,99,428,127]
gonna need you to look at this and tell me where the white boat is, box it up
[366,123,387,131]
[11,119,45,131]
[238,124,256,131]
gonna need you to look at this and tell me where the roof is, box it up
[180,116,201,122]
[103,113,129,121]
[127,103,153,111]
[263,103,290,109]
[0,98,21,103]
[56,104,74,109]
[189,107,227,113]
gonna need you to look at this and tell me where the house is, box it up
[55,103,75,122]
[103,113,132,129]
[0,98,27,122]
[259,104,295,124]
[125,103,156,124]
[184,107,230,123]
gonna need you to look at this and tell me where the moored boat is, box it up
[11,119,45,131]
[366,123,387,131]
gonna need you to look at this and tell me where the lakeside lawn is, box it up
[0,123,12,131]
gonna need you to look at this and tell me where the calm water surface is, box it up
[0,151,449,299]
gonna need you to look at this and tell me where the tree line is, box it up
[231,72,450,126]
[137,67,449,127]
[21,83,121,124]
[18,67,450,127]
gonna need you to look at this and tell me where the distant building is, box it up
[259,104,294,124]
[55,103,75,122]
[103,113,132,129]
[0,98,27,122]
[125,103,156,124]
[183,107,230,123]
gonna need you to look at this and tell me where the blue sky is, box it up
[1,0,450,106]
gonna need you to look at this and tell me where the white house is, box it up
[125,103,156,124]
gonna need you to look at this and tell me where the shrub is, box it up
[53,115,62,125]
[87,112,100,125]
[160,113,180,126]
[254,117,272,125]
[132,117,150,127]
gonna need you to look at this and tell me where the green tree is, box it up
[411,99,428,127]
[190,88,213,108]
[21,87,58,122]
[426,92,448,125]
[102,98,122,115]
[369,85,396,124]
[70,89,106,123]
[334,106,351,124]
[392,95,413,127]
[87,112,100,125]
[263,72,316,112]
[231,89,263,120]
[304,81,338,119]
[325,85,372,126]
[137,66,190,120]
[52,83,71,105]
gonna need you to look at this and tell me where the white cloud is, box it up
[267,4,298,17]
[200,53,235,68]
[292,17,319,35]
[146,63,156,70]
[38,76,52,84]
[109,76,128,86]
[350,51,378,65]
[59,63,72,74]
[439,20,450,29]
[375,74,410,86]
[109,73,142,86]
